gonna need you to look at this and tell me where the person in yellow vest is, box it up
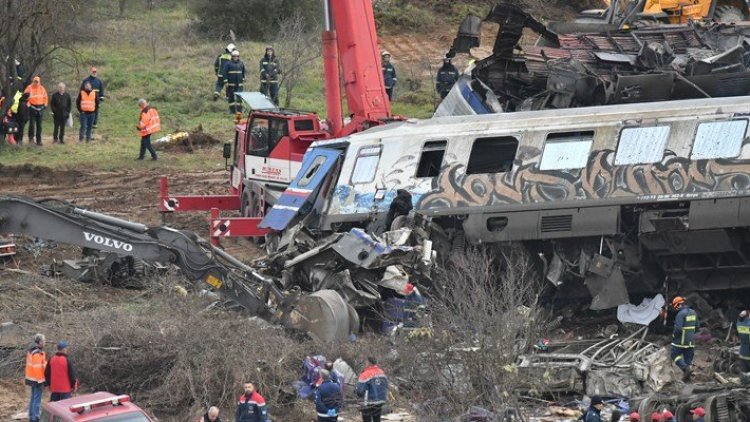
[23,76,48,146]
[25,333,46,422]
[77,81,98,142]
[136,98,160,161]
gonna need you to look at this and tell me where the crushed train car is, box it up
[438,3,750,116]
[261,94,750,309]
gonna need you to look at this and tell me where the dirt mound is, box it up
[0,164,83,185]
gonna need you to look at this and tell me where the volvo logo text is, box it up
[83,232,134,252]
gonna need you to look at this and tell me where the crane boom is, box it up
[0,196,351,341]
[325,0,393,136]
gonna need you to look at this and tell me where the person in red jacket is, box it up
[44,341,78,401]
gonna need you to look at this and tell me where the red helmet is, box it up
[629,412,641,421]
[691,407,705,417]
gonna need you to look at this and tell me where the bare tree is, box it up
[0,0,82,107]
[403,246,551,417]
[274,10,321,109]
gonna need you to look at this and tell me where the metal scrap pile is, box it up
[253,221,434,341]
[449,3,750,113]
[631,385,750,421]
[517,327,672,397]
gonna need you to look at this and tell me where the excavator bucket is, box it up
[288,289,353,342]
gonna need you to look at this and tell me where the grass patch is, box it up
[0,3,436,170]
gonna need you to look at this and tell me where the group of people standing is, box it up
[213,44,282,113]
[24,334,79,422]
[0,67,104,145]
[210,44,461,112]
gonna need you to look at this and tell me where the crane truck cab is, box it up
[229,93,330,218]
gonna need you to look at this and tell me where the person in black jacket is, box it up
[50,83,71,144]
[13,92,30,144]
[436,57,459,99]
[385,189,413,230]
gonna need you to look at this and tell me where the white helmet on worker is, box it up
[226,43,236,52]
[381,50,391,57]
[231,50,240,57]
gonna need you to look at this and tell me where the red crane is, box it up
[159,0,400,244]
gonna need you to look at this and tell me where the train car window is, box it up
[416,140,447,178]
[466,136,518,174]
[615,126,670,165]
[351,145,382,184]
[297,155,327,188]
[691,119,748,160]
[539,131,594,171]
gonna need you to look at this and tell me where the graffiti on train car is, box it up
[418,148,750,210]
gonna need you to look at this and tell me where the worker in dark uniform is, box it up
[671,296,698,381]
[436,56,459,99]
[222,50,245,114]
[385,189,413,231]
[259,46,281,105]
[583,396,603,422]
[738,310,750,384]
[381,51,397,101]
[213,43,235,100]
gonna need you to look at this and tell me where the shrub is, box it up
[188,0,321,41]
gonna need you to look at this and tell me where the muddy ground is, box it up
[0,161,266,419]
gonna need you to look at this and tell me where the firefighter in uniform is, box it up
[222,50,245,114]
[435,56,459,99]
[671,296,698,381]
[259,47,281,105]
[25,334,46,422]
[738,310,750,384]
[213,43,235,100]
[381,51,397,101]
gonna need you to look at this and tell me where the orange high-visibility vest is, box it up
[80,90,96,112]
[25,348,47,384]
[24,83,48,107]
[138,107,161,137]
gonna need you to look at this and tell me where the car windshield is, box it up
[95,412,151,422]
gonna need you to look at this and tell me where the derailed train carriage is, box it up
[261,95,750,309]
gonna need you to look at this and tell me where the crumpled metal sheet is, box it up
[585,255,630,310]
[332,228,421,269]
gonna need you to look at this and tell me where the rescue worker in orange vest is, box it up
[44,340,78,402]
[136,98,160,161]
[77,81,97,143]
[25,333,46,422]
[23,76,48,146]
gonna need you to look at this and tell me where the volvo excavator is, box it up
[0,196,354,342]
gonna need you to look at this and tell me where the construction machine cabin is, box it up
[273,96,750,308]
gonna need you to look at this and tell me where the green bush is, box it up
[189,0,321,41]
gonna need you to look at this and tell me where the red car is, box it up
[39,392,153,422]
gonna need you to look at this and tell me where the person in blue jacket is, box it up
[356,356,388,422]
[671,296,698,381]
[235,383,267,422]
[314,369,342,422]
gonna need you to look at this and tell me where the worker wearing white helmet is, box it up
[222,49,246,114]
[213,43,237,100]
[381,51,397,101]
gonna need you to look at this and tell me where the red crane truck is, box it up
[159,0,398,245]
